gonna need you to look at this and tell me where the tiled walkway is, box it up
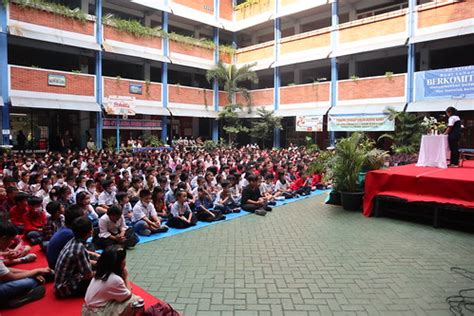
[127,193,474,315]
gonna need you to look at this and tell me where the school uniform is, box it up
[167,202,197,229]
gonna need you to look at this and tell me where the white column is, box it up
[293,67,301,85]
[294,23,301,35]
[348,57,357,76]
[81,0,89,13]
[144,15,152,27]
[144,63,151,81]
[192,117,199,138]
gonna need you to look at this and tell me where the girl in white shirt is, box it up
[82,245,140,316]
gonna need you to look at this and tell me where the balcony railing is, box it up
[236,42,274,68]
[103,25,162,50]
[171,0,215,15]
[234,0,274,21]
[417,0,474,29]
[168,84,214,106]
[338,74,406,101]
[10,66,95,96]
[280,82,330,105]
[103,77,162,102]
[236,88,274,107]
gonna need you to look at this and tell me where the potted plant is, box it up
[332,133,367,211]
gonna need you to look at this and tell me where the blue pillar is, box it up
[329,0,339,146]
[212,26,219,142]
[1,2,10,145]
[95,0,103,149]
[161,10,169,143]
[273,14,281,148]
[406,0,416,105]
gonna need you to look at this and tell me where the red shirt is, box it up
[10,205,27,226]
[311,174,322,186]
[22,208,47,232]
[290,178,305,191]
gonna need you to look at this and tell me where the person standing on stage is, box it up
[444,107,462,167]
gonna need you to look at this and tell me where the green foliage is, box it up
[350,74,360,81]
[143,134,163,147]
[104,15,165,38]
[251,108,282,147]
[11,0,87,22]
[104,136,116,151]
[203,138,227,151]
[385,71,394,79]
[206,60,258,107]
[332,133,368,193]
[307,150,334,176]
[235,0,264,10]
[208,61,258,144]
[103,15,235,55]
[378,107,424,154]
[305,136,318,154]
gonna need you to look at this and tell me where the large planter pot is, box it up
[326,190,341,205]
[340,191,364,211]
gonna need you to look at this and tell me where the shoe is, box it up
[20,253,37,263]
[268,201,276,206]
[255,209,267,216]
[139,229,152,236]
[5,285,46,308]
[264,206,272,212]
[155,225,169,233]
[233,208,241,213]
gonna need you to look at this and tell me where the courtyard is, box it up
[127,193,474,315]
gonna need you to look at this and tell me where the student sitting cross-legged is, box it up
[194,187,226,222]
[82,245,141,316]
[132,190,168,237]
[241,174,272,216]
[93,205,138,250]
[0,222,52,309]
[167,190,197,229]
[54,216,94,298]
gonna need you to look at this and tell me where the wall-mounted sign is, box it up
[415,65,474,101]
[103,119,162,130]
[129,83,143,95]
[48,74,66,87]
[105,96,136,116]
[328,113,395,132]
[295,115,323,132]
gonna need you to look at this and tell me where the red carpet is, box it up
[363,160,474,217]
[0,246,161,316]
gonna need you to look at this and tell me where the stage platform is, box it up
[363,161,474,219]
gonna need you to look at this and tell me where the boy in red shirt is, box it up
[22,196,46,245]
[9,192,29,232]
[290,174,312,196]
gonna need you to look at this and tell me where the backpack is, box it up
[144,301,180,316]
[124,227,139,248]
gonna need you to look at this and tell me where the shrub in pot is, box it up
[332,133,366,211]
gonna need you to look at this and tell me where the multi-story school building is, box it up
[0,0,473,150]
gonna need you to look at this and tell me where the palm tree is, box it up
[251,108,282,148]
[206,61,258,143]
[206,61,258,110]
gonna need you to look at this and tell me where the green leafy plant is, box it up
[143,134,163,147]
[305,136,318,154]
[307,150,334,175]
[350,74,359,81]
[11,0,87,22]
[378,107,424,154]
[71,70,82,74]
[251,108,282,148]
[385,71,394,79]
[104,136,116,151]
[332,133,367,193]
[207,61,258,144]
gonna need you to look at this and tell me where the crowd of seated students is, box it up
[0,144,323,313]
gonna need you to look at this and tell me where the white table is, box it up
[416,135,450,168]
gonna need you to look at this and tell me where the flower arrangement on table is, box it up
[421,116,447,135]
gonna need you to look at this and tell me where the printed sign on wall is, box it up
[328,113,395,132]
[295,115,323,132]
[415,65,474,101]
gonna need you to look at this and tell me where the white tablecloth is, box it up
[416,135,450,168]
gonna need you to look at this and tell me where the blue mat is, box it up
[134,189,330,246]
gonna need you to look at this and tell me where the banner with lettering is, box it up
[328,113,395,132]
[415,66,474,101]
[295,115,323,132]
[103,119,162,130]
